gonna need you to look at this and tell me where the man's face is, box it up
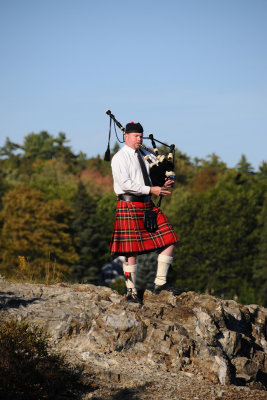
[124,132,143,150]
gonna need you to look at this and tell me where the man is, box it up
[109,121,179,303]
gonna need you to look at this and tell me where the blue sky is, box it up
[0,0,266,169]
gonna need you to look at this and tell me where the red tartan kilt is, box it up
[109,200,179,255]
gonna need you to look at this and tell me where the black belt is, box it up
[118,194,152,203]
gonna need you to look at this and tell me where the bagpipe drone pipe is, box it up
[105,110,176,196]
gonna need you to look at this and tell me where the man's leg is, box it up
[154,245,175,292]
[124,254,139,302]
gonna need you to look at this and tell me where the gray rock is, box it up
[0,281,266,390]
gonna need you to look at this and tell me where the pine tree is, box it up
[167,172,262,304]
[257,161,267,180]
[236,154,254,174]
[71,184,116,284]
[71,182,100,283]
[253,196,267,306]
[94,192,117,267]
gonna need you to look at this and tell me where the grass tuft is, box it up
[0,318,94,399]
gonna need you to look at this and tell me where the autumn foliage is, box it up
[0,132,266,306]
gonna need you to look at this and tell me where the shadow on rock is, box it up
[0,294,43,310]
[91,384,151,400]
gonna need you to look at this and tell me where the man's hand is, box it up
[150,186,171,197]
[163,178,174,188]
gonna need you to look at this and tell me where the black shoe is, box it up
[126,289,141,303]
[153,283,183,295]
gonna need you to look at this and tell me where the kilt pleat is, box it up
[109,200,179,255]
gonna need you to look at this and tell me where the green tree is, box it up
[0,138,22,185]
[71,187,116,284]
[29,159,77,202]
[201,153,227,170]
[0,132,84,188]
[253,196,267,306]
[0,176,9,211]
[71,182,100,282]
[0,137,21,158]
[167,172,262,304]
[21,131,76,162]
[236,154,254,174]
[173,148,193,186]
[0,186,78,278]
[257,161,267,180]
[95,192,117,266]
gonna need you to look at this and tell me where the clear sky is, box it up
[0,0,266,169]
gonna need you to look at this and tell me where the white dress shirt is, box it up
[111,145,153,196]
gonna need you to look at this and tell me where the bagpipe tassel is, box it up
[104,145,111,162]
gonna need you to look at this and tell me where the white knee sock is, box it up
[123,263,137,294]
[154,254,173,286]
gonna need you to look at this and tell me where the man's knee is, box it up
[125,254,137,265]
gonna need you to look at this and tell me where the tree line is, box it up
[0,131,266,306]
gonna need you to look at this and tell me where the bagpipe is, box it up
[105,109,176,189]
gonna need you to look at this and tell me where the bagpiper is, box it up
[109,121,179,303]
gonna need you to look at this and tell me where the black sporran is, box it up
[144,210,158,232]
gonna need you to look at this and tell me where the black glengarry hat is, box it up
[125,122,143,134]
[104,114,144,161]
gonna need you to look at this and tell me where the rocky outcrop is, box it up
[0,280,266,393]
